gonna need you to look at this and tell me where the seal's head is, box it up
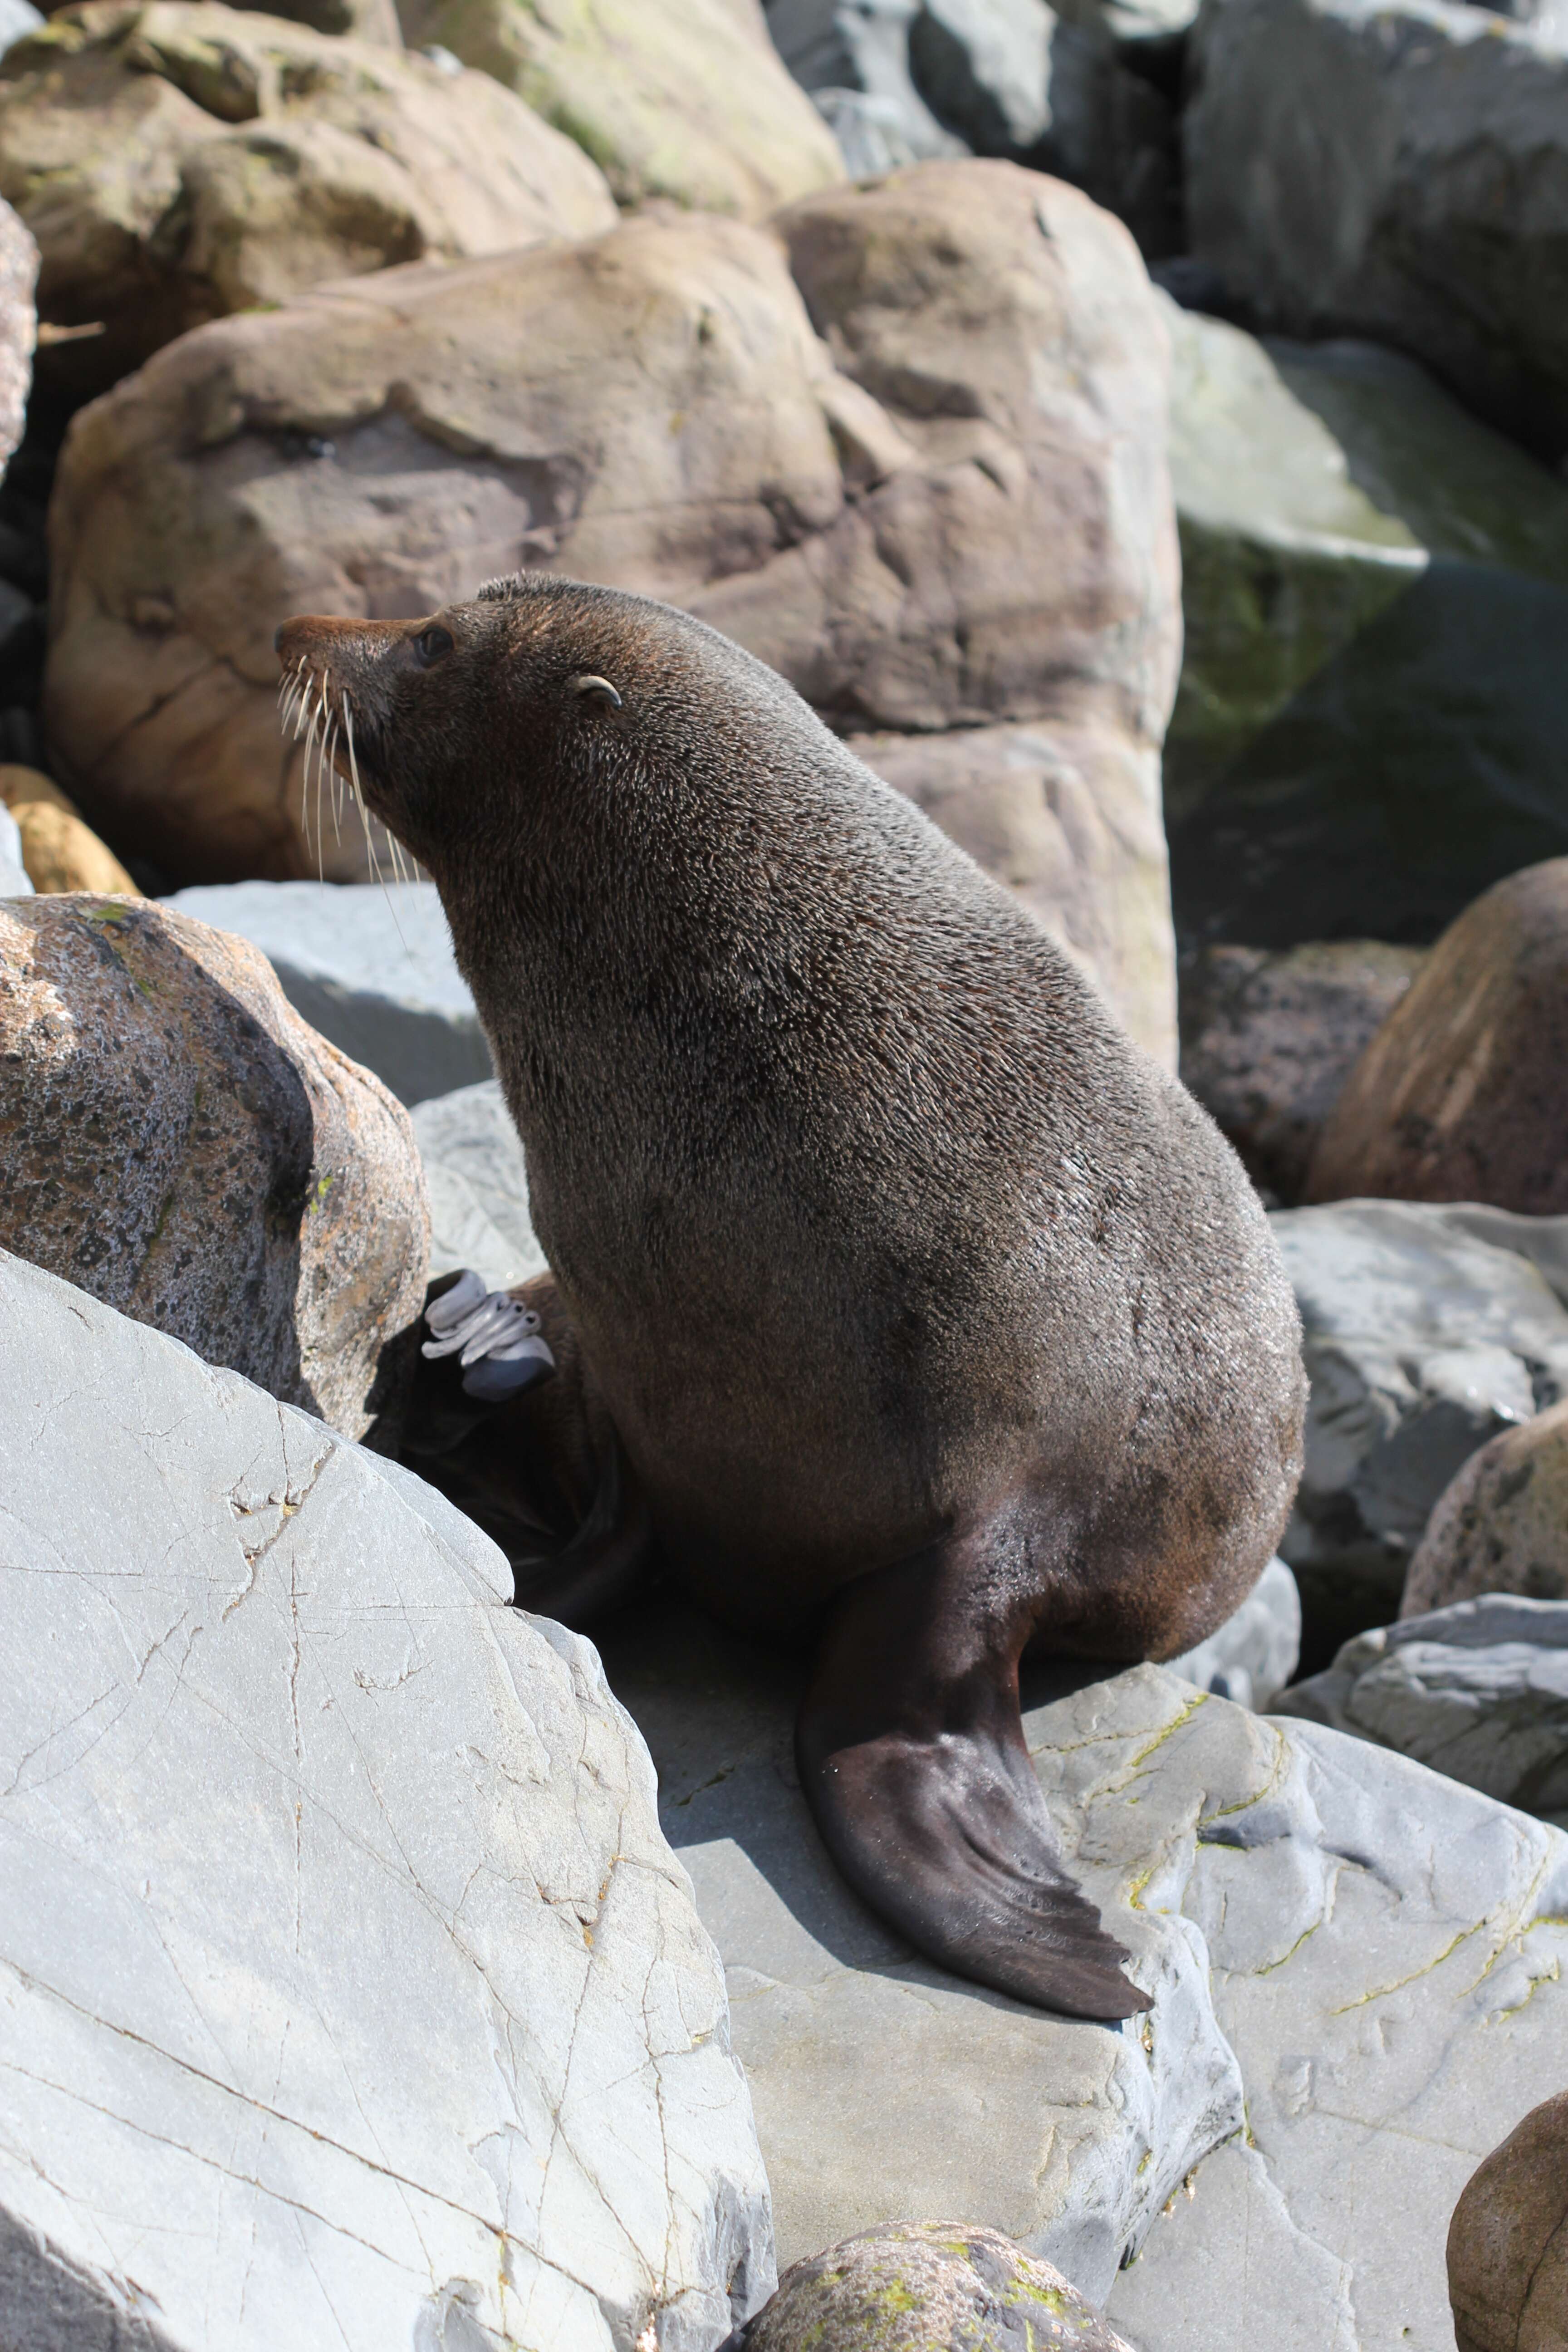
[274,573,677,880]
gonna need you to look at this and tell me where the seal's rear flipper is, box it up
[796,1541,1152,2021]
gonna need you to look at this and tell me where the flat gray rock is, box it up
[411,1077,546,1291]
[169,881,491,1105]
[1080,1671,1568,2352]
[1275,1593,1568,1820]
[597,1602,1245,2307]
[1269,1200,1568,1627]
[0,1250,771,2352]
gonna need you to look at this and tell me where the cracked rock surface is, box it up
[0,0,616,404]
[1072,1672,1568,2352]
[44,159,1180,1062]
[0,892,429,1443]
[0,1250,772,2351]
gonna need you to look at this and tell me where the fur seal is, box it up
[276,577,1306,2021]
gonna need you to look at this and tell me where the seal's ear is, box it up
[569,673,622,709]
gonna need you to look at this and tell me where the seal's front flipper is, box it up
[796,1539,1152,2021]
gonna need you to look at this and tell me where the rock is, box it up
[860,718,1175,1063]
[1167,1553,1300,1709]
[1159,294,1568,949]
[0,893,429,1441]
[0,1247,773,2351]
[735,2222,1134,2350]
[0,191,31,478]
[47,164,1182,989]
[1268,1200,1568,1644]
[0,0,41,50]
[603,1612,1568,2344]
[1308,861,1568,1215]
[764,0,966,167]
[410,1076,545,1290]
[171,881,491,1105]
[1402,1399,1568,1617]
[1184,0,1568,464]
[1,763,139,891]
[1178,938,1424,1202]
[1078,1671,1568,2352]
[598,1602,1248,2300]
[1448,2093,1568,2352]
[223,0,404,42]
[394,0,844,217]
[0,794,29,891]
[1275,1594,1568,1819]
[0,0,616,404]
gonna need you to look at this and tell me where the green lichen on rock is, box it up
[1161,291,1568,945]
[391,0,844,216]
[738,2220,1136,2349]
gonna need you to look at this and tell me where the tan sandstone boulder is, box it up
[1448,2092,1568,2352]
[0,894,430,1442]
[1402,1400,1568,1618]
[1308,861,1568,1214]
[44,162,1181,1057]
[0,764,140,892]
[392,0,843,218]
[0,0,616,402]
[37,0,405,36]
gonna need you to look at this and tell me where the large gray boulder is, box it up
[1160,292,1568,948]
[1184,0,1568,461]
[1269,1200,1568,1633]
[1276,1594,1568,1821]
[170,881,491,1106]
[411,1076,545,1289]
[1088,1669,1568,2352]
[0,1248,773,2352]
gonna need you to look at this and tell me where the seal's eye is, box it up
[412,624,454,666]
[569,673,622,709]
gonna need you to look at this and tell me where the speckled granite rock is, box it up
[411,1076,544,1290]
[0,1250,773,2352]
[171,882,490,1106]
[1403,1397,1568,1616]
[733,2222,1134,2350]
[1274,1594,1568,1819]
[1448,2092,1568,2352]
[1268,1200,1568,1633]
[0,893,428,1443]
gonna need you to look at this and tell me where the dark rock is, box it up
[1448,2093,1568,2352]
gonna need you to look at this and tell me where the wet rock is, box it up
[1308,861,1568,1215]
[1267,1200,1568,1642]
[1178,939,1424,1202]
[411,1076,544,1291]
[0,893,429,1442]
[1448,2092,1568,2352]
[170,881,490,1105]
[0,0,615,403]
[395,0,844,216]
[47,165,1181,1043]
[1160,296,1568,950]
[1275,1593,1568,1819]
[1402,1398,1568,1617]
[1084,1670,1568,2352]
[861,718,1175,1064]
[1185,0,1568,464]
[0,1248,773,2352]
[734,2221,1134,2350]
